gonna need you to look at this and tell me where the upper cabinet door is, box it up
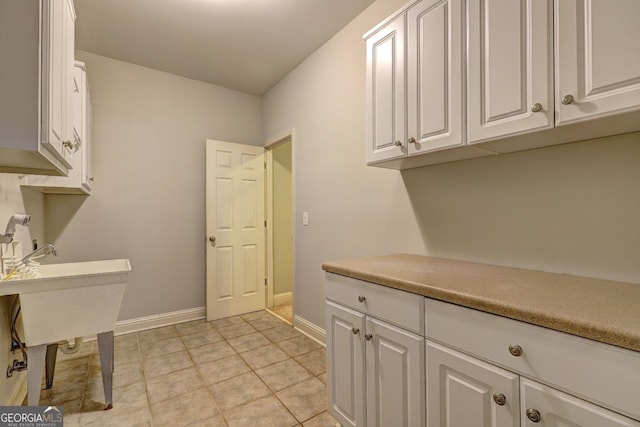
[467,0,553,144]
[41,0,75,169]
[365,13,406,164]
[407,0,464,154]
[555,0,640,125]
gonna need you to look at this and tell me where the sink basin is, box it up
[0,259,131,346]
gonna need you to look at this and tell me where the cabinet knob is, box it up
[561,94,575,105]
[351,327,360,335]
[208,236,216,246]
[492,393,506,406]
[530,103,543,113]
[357,295,366,303]
[89,177,94,182]
[408,137,417,144]
[62,141,73,150]
[393,140,402,147]
[526,408,541,423]
[508,345,523,357]
[364,333,373,341]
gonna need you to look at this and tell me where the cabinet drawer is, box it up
[425,298,640,421]
[326,272,424,335]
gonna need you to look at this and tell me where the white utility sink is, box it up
[0,259,131,346]
[0,259,131,408]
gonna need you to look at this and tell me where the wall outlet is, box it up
[302,211,309,226]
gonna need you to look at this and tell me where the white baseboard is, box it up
[114,306,206,336]
[293,314,326,347]
[273,291,292,306]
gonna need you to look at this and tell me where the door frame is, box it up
[263,129,296,315]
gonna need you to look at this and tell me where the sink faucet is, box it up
[22,244,57,263]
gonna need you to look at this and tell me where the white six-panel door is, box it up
[467,0,553,143]
[206,140,265,321]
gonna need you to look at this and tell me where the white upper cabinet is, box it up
[467,0,553,144]
[0,0,75,176]
[407,0,464,154]
[21,62,93,195]
[555,0,640,125]
[365,13,406,163]
[365,0,640,169]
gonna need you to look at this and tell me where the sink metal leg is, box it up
[27,344,47,406]
[97,331,114,410]
[44,343,58,389]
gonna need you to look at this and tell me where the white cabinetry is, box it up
[365,0,640,169]
[555,0,640,125]
[425,298,640,426]
[21,62,93,195]
[365,0,468,166]
[426,341,519,427]
[467,0,553,144]
[325,273,425,427]
[0,0,76,176]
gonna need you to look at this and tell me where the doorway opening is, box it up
[265,131,294,324]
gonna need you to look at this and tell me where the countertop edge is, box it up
[322,261,640,353]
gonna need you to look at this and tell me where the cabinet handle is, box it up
[408,137,416,144]
[530,103,542,113]
[393,140,402,147]
[561,94,574,105]
[526,408,541,423]
[508,345,523,357]
[351,327,360,335]
[62,141,73,150]
[492,393,506,406]
[364,333,373,341]
[357,295,366,303]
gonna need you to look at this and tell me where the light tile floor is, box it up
[40,311,339,427]
[270,303,293,324]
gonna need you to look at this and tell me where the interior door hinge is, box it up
[264,162,266,169]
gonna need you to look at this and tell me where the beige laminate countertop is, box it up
[322,254,640,352]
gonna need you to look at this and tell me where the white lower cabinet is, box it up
[326,273,640,426]
[425,298,640,427]
[426,341,519,427]
[326,273,425,427]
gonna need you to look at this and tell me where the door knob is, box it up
[492,393,506,406]
[526,408,541,423]
[530,103,542,113]
[208,236,216,246]
[508,345,523,357]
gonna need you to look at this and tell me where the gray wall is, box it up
[262,0,640,329]
[46,51,262,320]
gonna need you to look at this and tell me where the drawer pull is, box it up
[364,333,373,341]
[508,345,523,357]
[526,408,541,423]
[351,327,360,335]
[357,295,366,303]
[492,393,506,406]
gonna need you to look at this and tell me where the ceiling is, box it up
[74,0,375,95]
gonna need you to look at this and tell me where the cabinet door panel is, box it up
[556,0,640,124]
[468,0,552,143]
[326,301,365,427]
[365,14,405,163]
[366,317,424,427]
[521,378,640,427]
[427,341,519,427]
[407,0,464,153]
